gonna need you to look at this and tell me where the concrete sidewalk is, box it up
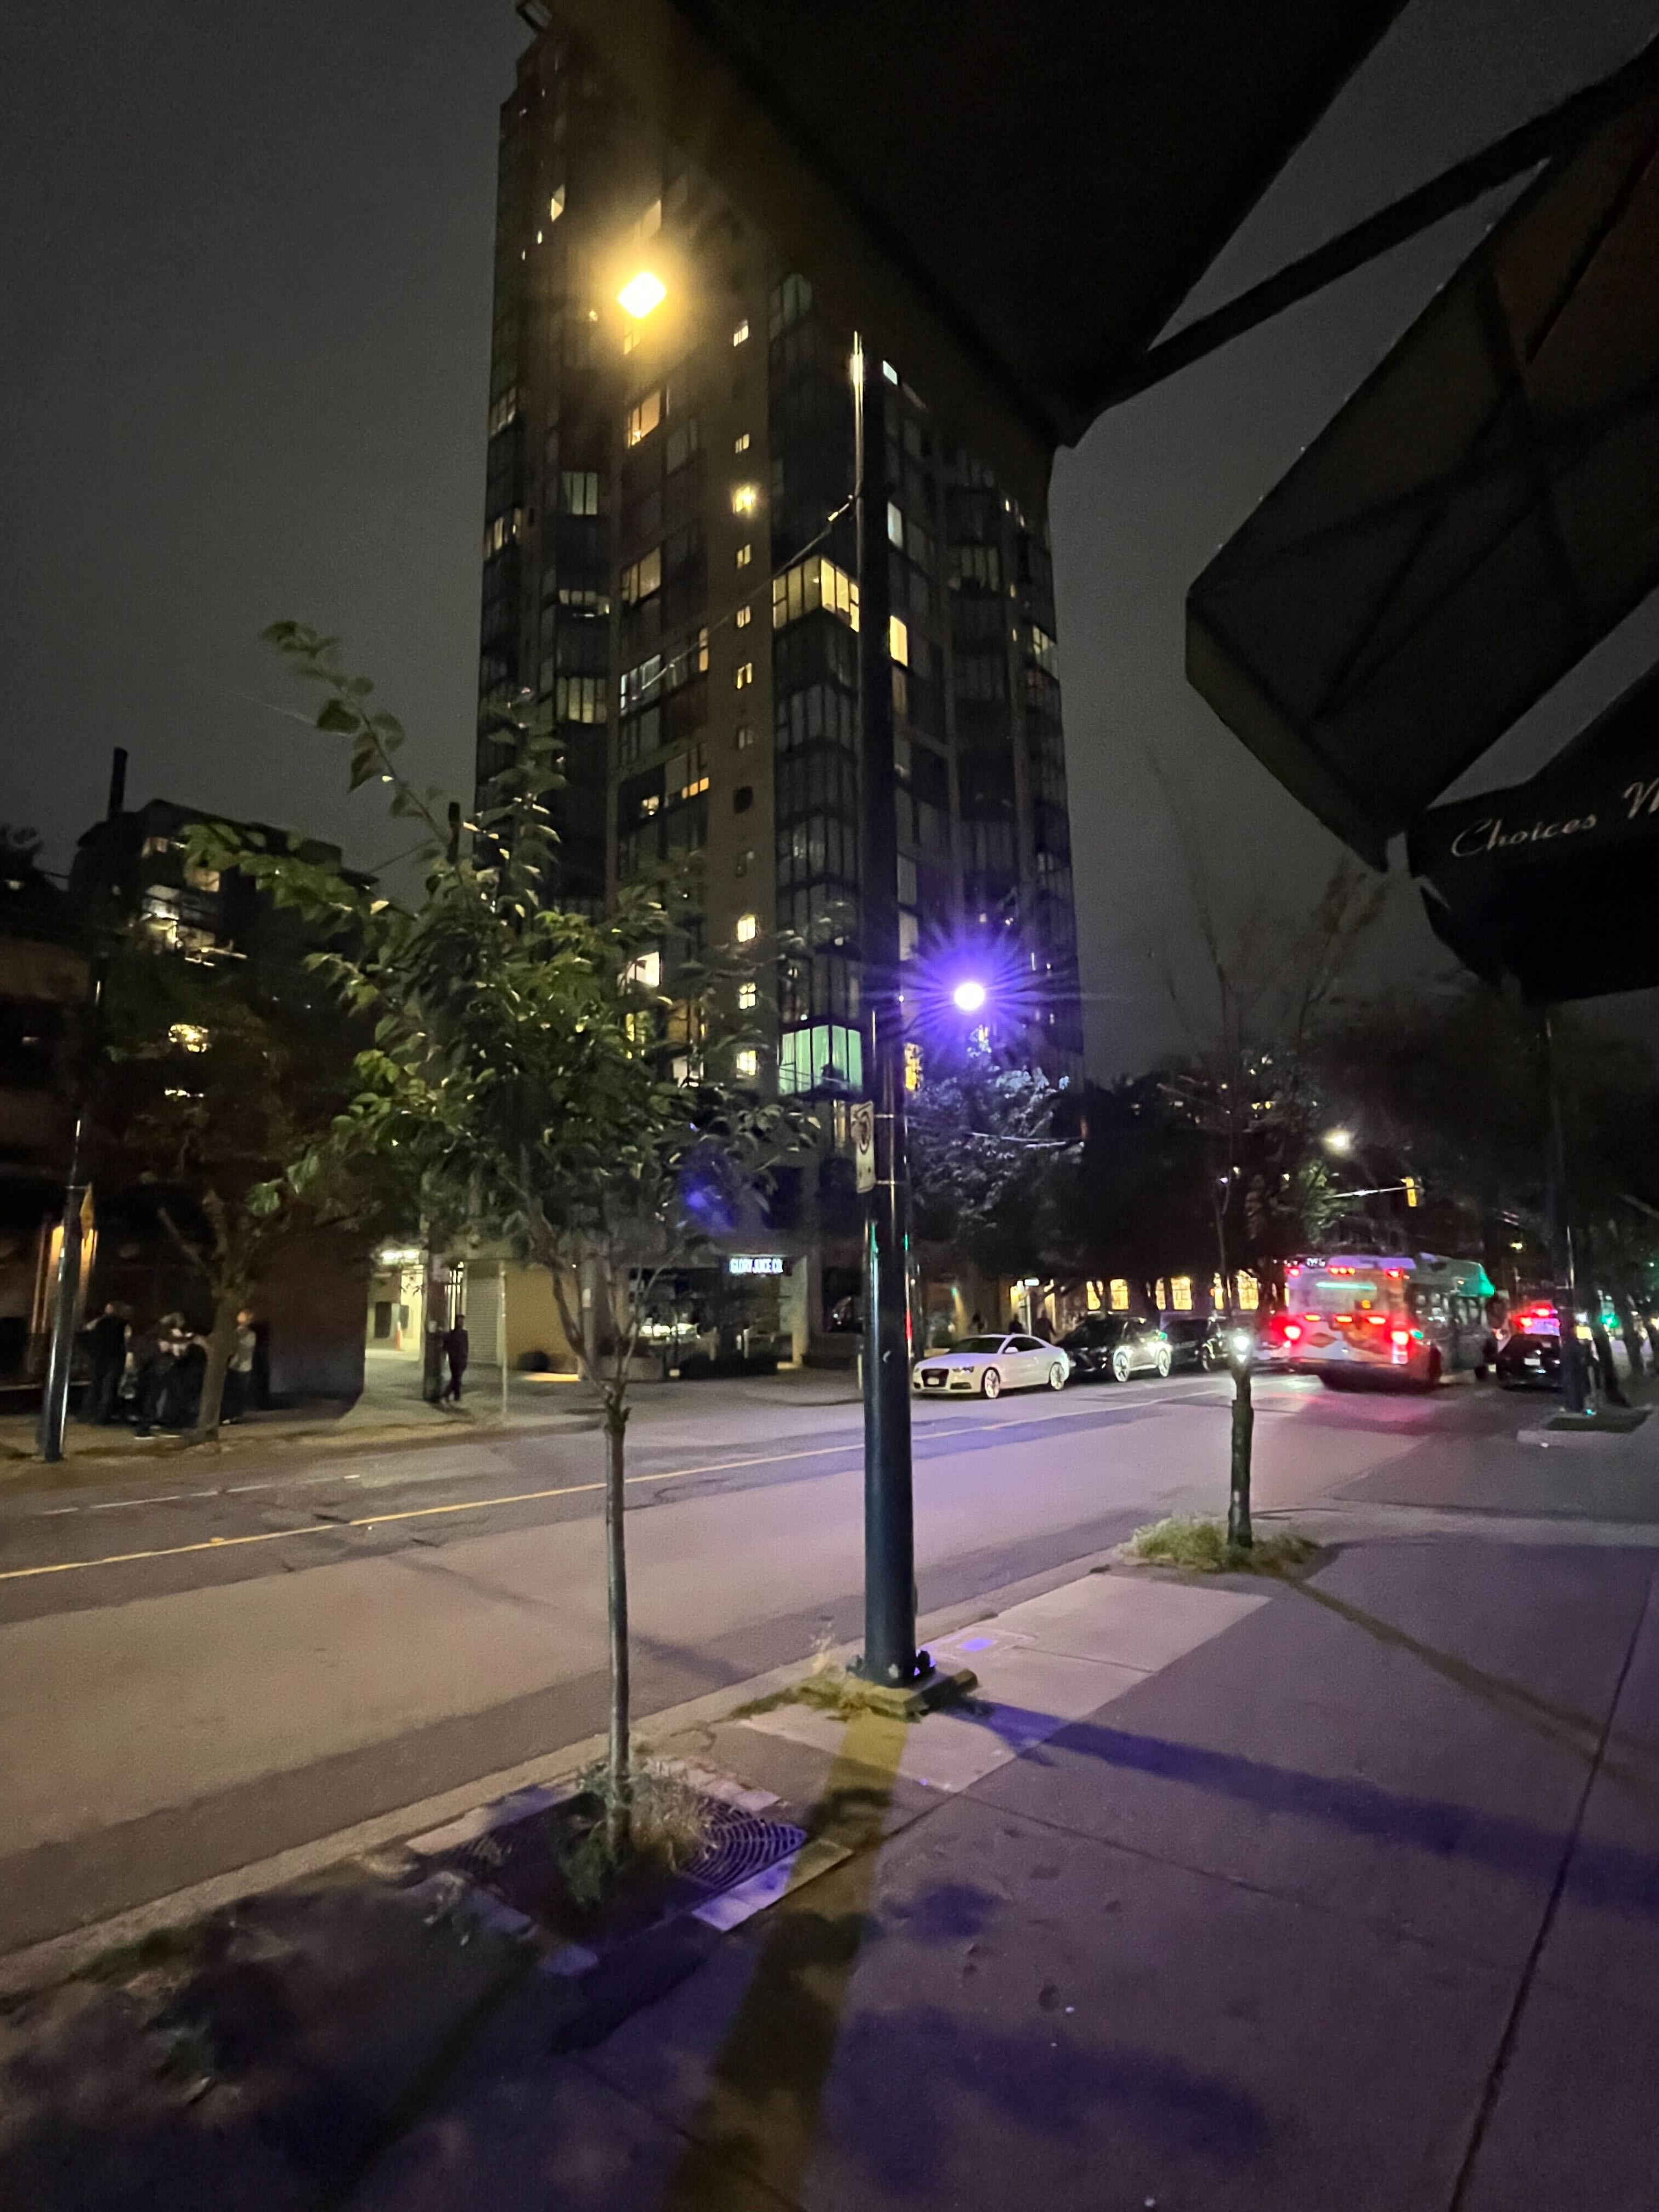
[340,1528,1659,2212]
[7,1426,1659,2208]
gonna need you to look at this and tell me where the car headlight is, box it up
[1229,1329,1254,1359]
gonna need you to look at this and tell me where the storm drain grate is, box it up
[436,1792,805,1933]
[678,1801,808,1899]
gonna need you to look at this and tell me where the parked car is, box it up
[1060,1313,1172,1384]
[1494,1301,1633,1391]
[1159,1312,1229,1373]
[1495,1321,1563,1390]
[912,1333,1071,1401]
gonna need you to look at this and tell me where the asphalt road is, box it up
[0,1369,1582,1953]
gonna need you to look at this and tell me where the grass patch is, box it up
[558,1753,716,1909]
[1126,1516,1319,1577]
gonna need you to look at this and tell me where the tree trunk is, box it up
[1227,1355,1255,1549]
[1614,1293,1647,1381]
[192,1290,242,1442]
[603,1384,631,1853]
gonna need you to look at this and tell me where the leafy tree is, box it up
[94,943,393,1437]
[201,624,805,1857]
[907,1045,1074,1288]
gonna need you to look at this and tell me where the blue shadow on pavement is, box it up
[969,1705,1659,1916]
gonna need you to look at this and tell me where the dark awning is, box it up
[545,0,1406,510]
[1188,66,1659,866]
[1408,658,1659,1001]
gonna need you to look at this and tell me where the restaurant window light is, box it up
[1109,1279,1130,1312]
[1170,1276,1194,1312]
[1237,1273,1260,1311]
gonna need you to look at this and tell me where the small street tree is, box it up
[206,625,804,1857]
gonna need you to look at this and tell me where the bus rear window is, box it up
[1302,1276,1385,1312]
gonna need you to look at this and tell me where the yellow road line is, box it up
[0,1385,1192,1586]
[0,1440,869,1585]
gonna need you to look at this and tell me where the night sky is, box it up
[4,0,1657,1071]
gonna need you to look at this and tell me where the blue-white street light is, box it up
[951,978,988,1014]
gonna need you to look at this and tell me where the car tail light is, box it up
[1283,1322,1302,1342]
[1390,1328,1410,1347]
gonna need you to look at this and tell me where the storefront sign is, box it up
[728,1255,785,1276]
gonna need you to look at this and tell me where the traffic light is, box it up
[1403,1174,1421,1209]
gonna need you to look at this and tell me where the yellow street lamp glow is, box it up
[1323,1127,1353,1154]
[617,270,666,318]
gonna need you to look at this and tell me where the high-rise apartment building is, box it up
[475,16,1080,1348]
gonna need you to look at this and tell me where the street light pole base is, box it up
[844,1657,979,1719]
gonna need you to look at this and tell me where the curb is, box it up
[0,1540,1127,1997]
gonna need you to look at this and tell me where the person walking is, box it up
[441,1313,470,1404]
[82,1301,131,1424]
[222,1309,257,1424]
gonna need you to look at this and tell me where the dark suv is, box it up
[1060,1313,1172,1383]
[1159,1312,1228,1372]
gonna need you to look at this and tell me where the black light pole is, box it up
[853,335,925,1688]
[1542,1008,1592,1416]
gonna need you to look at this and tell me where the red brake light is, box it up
[1390,1328,1410,1347]
[1283,1322,1302,1342]
[1367,1313,1387,1327]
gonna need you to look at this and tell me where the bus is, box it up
[1273,1254,1498,1389]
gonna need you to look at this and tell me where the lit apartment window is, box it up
[141,834,173,858]
[732,483,758,515]
[548,186,565,223]
[625,389,662,445]
[555,675,607,724]
[621,545,662,602]
[888,614,910,666]
[168,1022,210,1054]
[735,724,754,751]
[887,501,904,549]
[771,554,858,630]
[735,1047,759,1080]
[735,605,752,629]
[737,978,758,1010]
[735,662,754,689]
[733,431,751,453]
[1029,624,1059,675]
[735,911,759,944]
[561,470,600,516]
[882,360,899,383]
[732,319,750,346]
[625,950,661,990]
[904,1040,924,1091]
[736,543,752,569]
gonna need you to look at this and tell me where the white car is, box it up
[912,1333,1071,1401]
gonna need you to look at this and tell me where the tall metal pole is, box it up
[38,966,104,1462]
[1542,1008,1592,1416]
[853,335,923,1687]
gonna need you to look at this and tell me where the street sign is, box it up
[851,1101,876,1193]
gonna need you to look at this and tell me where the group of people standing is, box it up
[81,1304,261,1434]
